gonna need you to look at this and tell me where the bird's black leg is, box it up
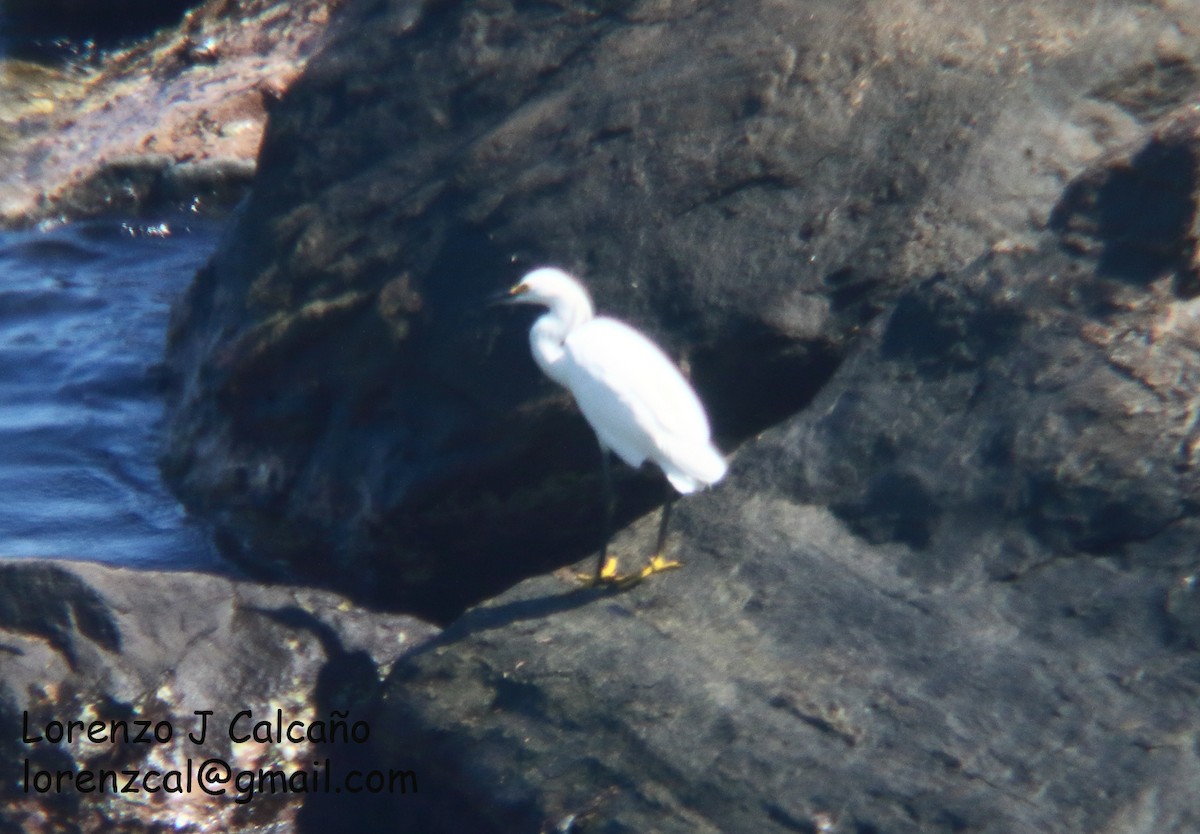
[595,445,616,580]
[632,481,683,579]
[584,455,682,587]
[654,482,675,557]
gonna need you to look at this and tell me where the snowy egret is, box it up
[501,267,726,584]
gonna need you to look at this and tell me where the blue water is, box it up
[0,216,222,568]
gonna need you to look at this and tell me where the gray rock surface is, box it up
[163,0,1200,620]
[377,500,1199,833]
[369,106,1200,833]
[0,559,438,834]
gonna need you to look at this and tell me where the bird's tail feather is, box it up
[661,439,727,494]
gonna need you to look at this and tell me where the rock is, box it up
[163,0,1200,620]
[0,0,340,226]
[0,558,438,833]
[364,108,1200,831]
[373,506,1200,832]
[1050,104,1200,296]
[790,100,1200,566]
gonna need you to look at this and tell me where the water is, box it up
[0,216,222,568]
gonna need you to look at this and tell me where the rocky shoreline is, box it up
[0,558,438,832]
[4,0,1200,831]
[0,0,340,227]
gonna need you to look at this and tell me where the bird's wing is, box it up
[563,317,713,450]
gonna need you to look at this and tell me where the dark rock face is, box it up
[0,559,437,834]
[369,108,1200,834]
[1051,111,1200,295]
[164,0,1200,620]
[794,253,1200,560]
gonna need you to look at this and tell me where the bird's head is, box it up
[499,267,596,326]
[505,267,589,307]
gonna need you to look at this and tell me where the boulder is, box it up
[0,0,340,226]
[375,501,1199,832]
[0,559,438,833]
[163,0,1200,620]
[365,107,1200,832]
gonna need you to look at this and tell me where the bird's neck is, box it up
[530,294,593,386]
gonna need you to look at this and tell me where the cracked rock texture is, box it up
[164,0,1200,621]
[0,559,438,834]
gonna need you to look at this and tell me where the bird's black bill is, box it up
[485,285,526,307]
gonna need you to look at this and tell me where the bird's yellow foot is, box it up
[577,554,681,589]
[638,553,682,578]
[601,555,620,580]
[578,555,622,585]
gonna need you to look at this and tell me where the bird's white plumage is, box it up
[564,318,723,491]
[507,267,726,494]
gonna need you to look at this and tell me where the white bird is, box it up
[501,267,726,584]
